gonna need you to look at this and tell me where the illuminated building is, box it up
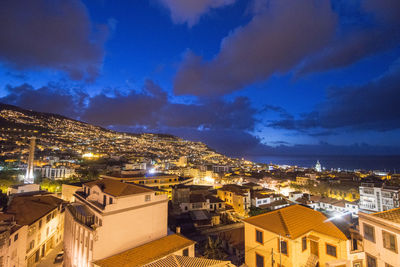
[315,160,322,172]
[64,179,168,266]
[243,205,364,267]
[217,184,251,216]
[359,208,400,267]
[359,183,400,213]
[39,165,76,180]
[0,194,64,267]
[25,137,36,184]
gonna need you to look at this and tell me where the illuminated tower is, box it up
[315,160,322,172]
[25,137,36,183]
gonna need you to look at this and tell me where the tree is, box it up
[203,237,228,260]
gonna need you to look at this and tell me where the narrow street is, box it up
[37,242,63,267]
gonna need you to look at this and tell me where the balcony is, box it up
[67,203,95,229]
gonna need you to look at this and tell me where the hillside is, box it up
[0,102,230,164]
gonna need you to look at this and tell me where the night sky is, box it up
[1,0,400,158]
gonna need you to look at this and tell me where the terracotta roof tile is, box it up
[85,179,154,197]
[243,204,347,240]
[371,207,400,223]
[93,234,195,267]
[143,255,231,267]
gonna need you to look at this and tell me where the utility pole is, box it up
[279,235,282,267]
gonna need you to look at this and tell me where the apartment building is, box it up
[0,194,64,267]
[64,179,168,266]
[359,208,400,267]
[359,183,400,213]
[243,205,364,267]
[38,165,76,180]
[217,184,251,216]
[100,173,181,198]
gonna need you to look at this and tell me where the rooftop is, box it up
[243,204,347,240]
[371,207,400,224]
[85,179,154,197]
[6,195,64,226]
[143,255,231,267]
[93,234,195,267]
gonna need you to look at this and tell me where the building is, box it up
[243,205,364,267]
[0,194,65,267]
[100,173,181,198]
[93,232,233,267]
[251,191,283,208]
[217,184,251,216]
[39,165,76,180]
[315,160,322,172]
[359,183,400,213]
[64,179,169,266]
[296,176,311,186]
[359,208,400,267]
[6,183,40,196]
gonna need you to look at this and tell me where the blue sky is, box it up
[1,0,400,157]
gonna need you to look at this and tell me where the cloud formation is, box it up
[269,66,400,132]
[0,0,108,80]
[298,0,400,75]
[174,0,337,96]
[157,0,235,26]
[0,83,87,118]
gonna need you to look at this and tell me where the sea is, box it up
[246,155,400,172]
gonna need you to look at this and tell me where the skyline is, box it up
[1,0,400,158]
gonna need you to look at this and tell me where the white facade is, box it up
[359,183,400,213]
[64,180,168,267]
[251,193,283,208]
[7,183,40,195]
[39,166,76,180]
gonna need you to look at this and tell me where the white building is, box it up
[359,183,400,213]
[64,179,169,267]
[7,183,40,195]
[39,166,76,180]
[359,208,400,267]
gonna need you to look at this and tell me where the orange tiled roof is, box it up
[243,204,347,240]
[143,255,231,267]
[85,179,154,197]
[93,234,195,267]
[371,207,400,223]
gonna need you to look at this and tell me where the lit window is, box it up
[256,230,263,244]
[366,254,377,267]
[326,244,337,257]
[363,223,375,242]
[382,231,397,253]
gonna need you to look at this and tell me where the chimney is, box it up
[176,226,181,234]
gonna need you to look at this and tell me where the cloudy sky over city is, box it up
[1,0,400,157]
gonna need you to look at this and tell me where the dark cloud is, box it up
[269,66,400,132]
[157,0,235,27]
[0,83,87,118]
[82,80,258,132]
[174,0,337,96]
[0,0,108,80]
[298,0,400,75]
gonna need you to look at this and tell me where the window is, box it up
[109,197,113,204]
[279,240,288,256]
[14,234,18,241]
[46,227,49,237]
[103,195,107,205]
[255,230,263,244]
[302,237,307,251]
[382,231,397,253]
[385,263,394,267]
[363,223,375,242]
[145,195,151,202]
[38,220,42,229]
[28,240,35,251]
[182,248,189,256]
[46,214,51,223]
[99,219,102,226]
[255,253,264,267]
[366,254,377,267]
[326,243,337,257]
